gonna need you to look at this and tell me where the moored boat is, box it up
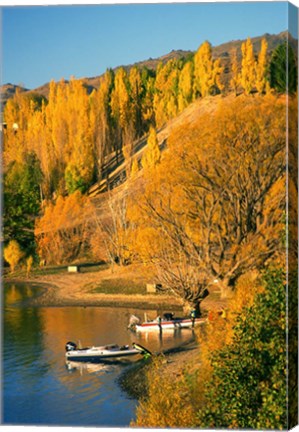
[65,341,150,362]
[129,313,206,332]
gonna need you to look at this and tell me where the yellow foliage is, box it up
[134,271,266,428]
[240,37,256,94]
[230,48,239,95]
[4,240,24,272]
[132,357,196,428]
[130,157,139,179]
[256,38,268,94]
[26,255,34,276]
[193,41,223,97]
[141,126,160,171]
[35,191,96,264]
[178,61,193,111]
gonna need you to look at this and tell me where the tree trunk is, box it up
[183,300,202,317]
[192,301,202,318]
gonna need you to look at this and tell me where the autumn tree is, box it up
[3,89,37,166]
[240,37,256,94]
[140,67,156,128]
[4,240,24,272]
[97,191,134,267]
[111,68,132,157]
[154,59,180,127]
[35,191,96,264]
[230,48,239,95]
[129,66,144,138]
[255,38,268,94]
[193,41,223,98]
[178,61,194,112]
[133,95,286,311]
[141,126,160,171]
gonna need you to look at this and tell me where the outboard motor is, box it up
[128,314,141,330]
[65,341,77,352]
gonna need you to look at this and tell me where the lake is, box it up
[3,282,194,427]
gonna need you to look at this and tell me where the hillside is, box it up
[0,83,29,108]
[89,94,224,199]
[1,30,295,107]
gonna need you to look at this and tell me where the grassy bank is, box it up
[4,262,186,309]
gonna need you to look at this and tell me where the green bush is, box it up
[197,269,287,430]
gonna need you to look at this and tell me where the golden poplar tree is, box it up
[90,69,114,175]
[193,41,213,97]
[193,41,223,97]
[129,66,143,138]
[141,126,161,170]
[141,68,155,128]
[111,67,132,145]
[213,58,224,94]
[230,48,239,95]
[255,38,268,94]
[154,60,179,127]
[3,89,33,165]
[240,37,256,94]
[178,61,194,112]
[62,78,94,194]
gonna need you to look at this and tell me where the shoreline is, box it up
[4,269,184,310]
[118,339,200,400]
[4,264,226,312]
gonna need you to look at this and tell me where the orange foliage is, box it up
[35,191,96,264]
[129,94,287,303]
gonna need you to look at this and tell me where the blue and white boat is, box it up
[65,341,150,362]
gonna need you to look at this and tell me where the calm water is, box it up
[2,282,194,427]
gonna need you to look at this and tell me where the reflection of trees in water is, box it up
[4,283,48,380]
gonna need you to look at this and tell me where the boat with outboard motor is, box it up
[128,313,206,332]
[65,341,151,362]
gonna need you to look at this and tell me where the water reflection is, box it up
[3,282,193,427]
[66,361,114,374]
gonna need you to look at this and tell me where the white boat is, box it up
[65,341,150,362]
[129,313,206,332]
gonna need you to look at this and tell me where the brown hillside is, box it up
[90,93,226,205]
[1,31,294,106]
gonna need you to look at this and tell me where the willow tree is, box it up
[133,95,286,310]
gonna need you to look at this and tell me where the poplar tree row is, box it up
[3,37,294,203]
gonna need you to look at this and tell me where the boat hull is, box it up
[135,318,206,332]
[65,346,140,362]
